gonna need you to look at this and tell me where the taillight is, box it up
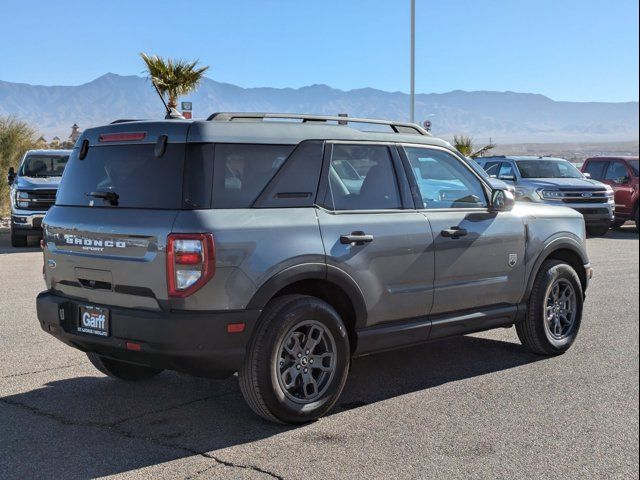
[166,234,215,297]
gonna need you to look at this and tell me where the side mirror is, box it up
[7,167,16,186]
[499,174,516,182]
[491,189,515,212]
[616,176,630,184]
[583,172,591,179]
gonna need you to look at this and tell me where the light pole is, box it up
[410,0,415,123]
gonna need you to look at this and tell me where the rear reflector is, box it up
[227,323,246,334]
[126,342,141,351]
[99,132,146,142]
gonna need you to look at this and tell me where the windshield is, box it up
[628,160,639,176]
[20,154,69,177]
[516,159,584,179]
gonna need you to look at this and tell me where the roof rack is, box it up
[206,112,430,136]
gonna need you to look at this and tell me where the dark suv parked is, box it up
[37,113,591,423]
[582,156,639,230]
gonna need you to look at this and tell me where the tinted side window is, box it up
[584,161,607,179]
[604,161,629,182]
[498,162,515,178]
[328,144,401,210]
[483,161,501,176]
[404,147,487,209]
[212,144,294,208]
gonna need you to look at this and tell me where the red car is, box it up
[582,156,639,230]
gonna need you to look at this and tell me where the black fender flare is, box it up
[246,263,368,329]
[522,235,589,302]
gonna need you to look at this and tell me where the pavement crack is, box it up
[0,361,86,379]
[0,394,282,479]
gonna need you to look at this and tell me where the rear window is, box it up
[56,144,185,209]
[20,154,69,177]
[212,144,294,208]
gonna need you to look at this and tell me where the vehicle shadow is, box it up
[1,334,544,479]
[0,231,41,254]
[604,225,639,239]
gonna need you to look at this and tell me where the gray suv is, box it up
[37,114,592,424]
[476,156,614,236]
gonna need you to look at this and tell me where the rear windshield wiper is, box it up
[86,191,119,206]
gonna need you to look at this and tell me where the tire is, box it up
[612,219,627,229]
[87,352,163,381]
[586,225,609,237]
[516,260,583,355]
[239,295,351,424]
[635,207,639,232]
[10,228,27,248]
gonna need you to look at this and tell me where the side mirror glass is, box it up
[583,172,591,179]
[7,167,15,186]
[491,189,515,212]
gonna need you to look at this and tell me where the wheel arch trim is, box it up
[246,263,368,328]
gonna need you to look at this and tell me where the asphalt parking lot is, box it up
[0,227,638,480]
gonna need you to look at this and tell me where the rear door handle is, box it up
[340,231,374,245]
[441,227,468,239]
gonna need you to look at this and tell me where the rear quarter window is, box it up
[56,144,185,209]
[212,144,294,208]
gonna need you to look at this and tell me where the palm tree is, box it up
[140,53,209,110]
[453,134,496,159]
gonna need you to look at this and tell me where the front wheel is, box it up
[239,295,350,424]
[10,228,28,248]
[87,352,163,381]
[516,260,583,355]
[586,225,610,237]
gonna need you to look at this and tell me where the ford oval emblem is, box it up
[47,259,56,269]
[581,192,593,198]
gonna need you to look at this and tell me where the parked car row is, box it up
[475,155,639,235]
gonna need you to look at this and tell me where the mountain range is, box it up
[0,73,637,144]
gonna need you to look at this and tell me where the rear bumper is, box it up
[36,291,261,378]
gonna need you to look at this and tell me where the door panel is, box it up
[603,161,634,216]
[400,145,526,315]
[318,209,434,326]
[425,210,526,314]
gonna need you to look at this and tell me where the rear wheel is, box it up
[87,352,163,381]
[586,224,609,237]
[239,295,350,424]
[517,260,583,355]
[10,228,27,248]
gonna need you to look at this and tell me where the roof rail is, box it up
[206,112,430,136]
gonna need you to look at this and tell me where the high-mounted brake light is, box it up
[99,132,146,142]
[166,234,215,297]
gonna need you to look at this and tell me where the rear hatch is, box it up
[43,121,197,311]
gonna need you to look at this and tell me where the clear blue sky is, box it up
[1,0,638,102]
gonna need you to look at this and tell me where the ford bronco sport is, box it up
[37,113,592,424]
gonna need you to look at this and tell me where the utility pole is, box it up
[410,0,415,123]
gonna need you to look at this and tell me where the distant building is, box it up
[69,123,81,143]
[38,124,82,149]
